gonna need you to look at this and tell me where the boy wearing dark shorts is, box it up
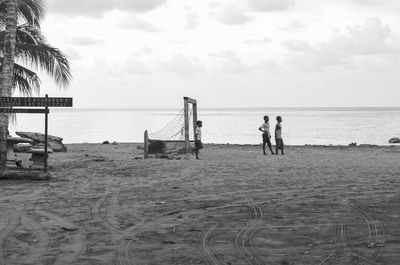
[195,120,203,159]
[275,116,284,155]
[259,116,275,155]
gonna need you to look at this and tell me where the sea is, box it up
[8,108,400,146]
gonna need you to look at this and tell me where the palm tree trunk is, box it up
[0,0,18,171]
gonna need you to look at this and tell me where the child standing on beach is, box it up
[275,116,284,155]
[259,116,275,155]
[195,120,203,159]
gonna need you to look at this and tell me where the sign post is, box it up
[0,95,73,172]
[44,95,49,172]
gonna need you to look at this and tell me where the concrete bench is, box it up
[27,148,53,168]
[6,137,34,168]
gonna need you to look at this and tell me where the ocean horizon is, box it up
[8,107,400,146]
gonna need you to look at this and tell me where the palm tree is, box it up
[0,0,72,170]
[0,0,18,170]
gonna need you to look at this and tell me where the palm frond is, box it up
[16,0,45,28]
[0,24,47,50]
[15,43,72,88]
[1,0,44,28]
[0,8,6,28]
[13,61,40,95]
[0,57,40,95]
[15,23,45,44]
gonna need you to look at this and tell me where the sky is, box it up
[35,0,400,108]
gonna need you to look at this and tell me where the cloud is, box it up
[244,36,272,44]
[247,0,294,12]
[64,47,82,60]
[351,0,387,6]
[47,0,167,17]
[211,4,252,25]
[209,50,248,73]
[281,40,311,52]
[123,60,152,75]
[277,20,308,31]
[161,54,205,76]
[284,48,344,72]
[256,59,281,72]
[185,12,200,30]
[70,36,104,46]
[283,18,400,72]
[120,18,160,32]
[326,17,396,55]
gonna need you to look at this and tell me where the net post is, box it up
[192,102,198,141]
[183,97,190,155]
[144,130,149,159]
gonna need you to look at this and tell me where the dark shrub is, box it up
[148,140,166,154]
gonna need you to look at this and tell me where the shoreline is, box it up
[63,142,400,148]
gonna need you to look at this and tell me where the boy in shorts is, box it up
[275,116,284,155]
[259,116,275,155]
[195,120,203,159]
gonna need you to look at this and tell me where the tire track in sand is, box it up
[234,199,266,265]
[317,201,385,265]
[91,186,140,265]
[116,237,135,265]
[346,203,384,264]
[0,210,20,265]
[92,187,137,242]
[18,213,50,264]
[36,210,85,265]
[339,223,380,265]
[201,223,223,265]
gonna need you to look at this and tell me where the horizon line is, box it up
[60,106,400,109]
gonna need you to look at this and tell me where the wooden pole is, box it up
[183,97,190,155]
[192,102,198,141]
[144,130,149,159]
[44,94,48,172]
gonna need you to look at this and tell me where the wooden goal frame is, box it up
[144,97,197,158]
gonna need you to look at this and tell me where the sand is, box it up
[0,143,399,265]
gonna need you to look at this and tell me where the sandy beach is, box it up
[0,143,399,265]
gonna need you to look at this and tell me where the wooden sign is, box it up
[0,97,73,107]
[0,108,49,113]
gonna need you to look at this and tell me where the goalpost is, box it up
[183,97,198,154]
[144,97,197,158]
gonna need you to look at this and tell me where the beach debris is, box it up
[165,210,183,216]
[389,137,400,144]
[367,241,376,248]
[16,131,67,152]
[0,170,52,180]
[134,156,143,160]
[60,225,79,231]
[102,140,110,144]
[112,141,118,145]
[92,157,106,162]
[13,142,34,152]
[280,259,293,265]
[162,240,176,244]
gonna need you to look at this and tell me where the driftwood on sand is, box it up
[15,131,67,152]
[0,170,51,180]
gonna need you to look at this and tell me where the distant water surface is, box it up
[9,108,400,145]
